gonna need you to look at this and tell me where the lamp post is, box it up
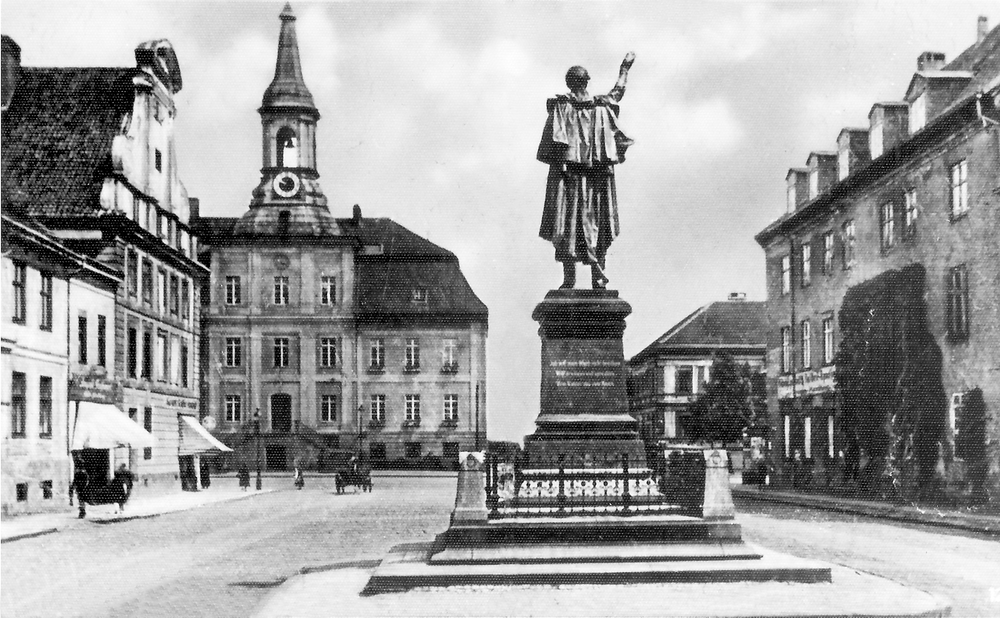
[254,408,262,491]
[356,405,366,459]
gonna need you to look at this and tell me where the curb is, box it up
[0,527,60,544]
[733,488,1000,536]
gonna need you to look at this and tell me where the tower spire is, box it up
[261,3,316,111]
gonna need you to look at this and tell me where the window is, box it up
[370,394,386,423]
[12,261,26,323]
[809,169,819,199]
[142,330,152,378]
[127,328,138,378]
[159,269,168,314]
[946,265,970,341]
[780,255,791,295]
[16,484,28,502]
[78,315,88,364]
[143,407,153,459]
[180,343,189,388]
[225,276,242,305]
[674,366,693,395]
[142,259,153,304]
[11,372,26,438]
[442,339,458,371]
[320,276,336,305]
[786,185,796,213]
[320,394,338,423]
[369,338,384,369]
[181,280,190,321]
[154,149,162,172]
[405,442,422,458]
[804,416,812,459]
[904,189,918,238]
[319,337,339,368]
[443,442,460,462]
[801,320,812,370]
[405,338,420,371]
[405,394,421,423]
[276,127,298,168]
[39,273,52,331]
[170,275,179,315]
[822,317,835,364]
[132,196,140,222]
[97,315,107,367]
[273,276,289,305]
[880,202,895,251]
[443,394,459,422]
[909,93,927,133]
[870,121,883,158]
[800,244,811,287]
[838,144,850,180]
[411,288,427,304]
[822,232,834,275]
[225,395,242,423]
[39,376,52,437]
[158,333,169,382]
[950,160,968,218]
[841,220,856,269]
[41,480,53,500]
[781,327,792,373]
[225,337,242,367]
[783,415,791,458]
[273,337,290,367]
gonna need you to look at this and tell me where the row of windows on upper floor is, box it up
[124,324,193,388]
[219,275,430,307]
[778,160,970,295]
[125,249,195,325]
[222,336,463,373]
[122,191,196,259]
[778,265,970,374]
[221,392,463,427]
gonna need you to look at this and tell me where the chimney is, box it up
[785,168,809,213]
[2,35,21,111]
[352,203,362,224]
[728,292,747,302]
[837,128,870,180]
[188,197,200,221]
[917,51,946,72]
[868,102,909,158]
[978,16,989,44]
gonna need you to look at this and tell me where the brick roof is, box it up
[2,67,135,217]
[630,301,766,363]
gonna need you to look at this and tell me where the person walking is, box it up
[71,464,90,519]
[113,464,134,514]
[238,465,251,491]
[293,466,304,490]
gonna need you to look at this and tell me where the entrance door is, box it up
[265,444,287,470]
[271,394,292,434]
[77,448,110,486]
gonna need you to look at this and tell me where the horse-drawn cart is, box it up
[324,450,373,494]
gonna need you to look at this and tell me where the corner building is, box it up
[755,20,1000,501]
[194,6,487,470]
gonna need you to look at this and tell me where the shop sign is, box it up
[69,375,121,404]
[166,398,199,410]
[777,365,836,400]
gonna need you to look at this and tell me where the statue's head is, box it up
[565,65,590,91]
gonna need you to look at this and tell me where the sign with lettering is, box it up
[539,339,627,416]
[777,365,836,400]
[166,398,199,410]
[68,376,121,404]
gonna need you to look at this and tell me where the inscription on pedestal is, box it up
[540,338,627,416]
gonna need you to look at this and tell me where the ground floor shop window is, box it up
[369,443,386,460]
[405,442,421,458]
[443,442,460,462]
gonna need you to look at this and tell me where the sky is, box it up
[2,1,995,442]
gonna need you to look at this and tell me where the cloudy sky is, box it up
[3,1,995,441]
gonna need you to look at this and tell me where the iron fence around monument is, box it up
[483,451,704,519]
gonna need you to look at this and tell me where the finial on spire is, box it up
[280,3,295,21]
[261,2,316,111]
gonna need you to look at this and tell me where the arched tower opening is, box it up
[276,126,298,168]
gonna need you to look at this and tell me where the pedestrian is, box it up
[200,458,212,489]
[293,466,304,490]
[238,465,250,491]
[113,463,134,514]
[71,464,90,519]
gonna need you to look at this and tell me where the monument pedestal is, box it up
[523,289,646,463]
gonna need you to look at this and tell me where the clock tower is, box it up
[235,3,338,236]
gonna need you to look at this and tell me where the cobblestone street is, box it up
[3,477,998,617]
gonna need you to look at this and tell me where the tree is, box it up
[686,353,766,444]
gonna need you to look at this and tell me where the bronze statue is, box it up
[537,52,635,289]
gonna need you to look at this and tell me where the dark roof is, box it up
[2,67,135,217]
[630,301,766,364]
[943,23,1000,100]
[344,217,454,259]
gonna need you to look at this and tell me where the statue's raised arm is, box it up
[607,52,636,103]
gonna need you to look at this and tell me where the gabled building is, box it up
[755,18,1000,501]
[193,5,488,471]
[626,295,766,447]
[2,34,212,496]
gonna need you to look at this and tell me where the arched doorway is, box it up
[271,393,292,434]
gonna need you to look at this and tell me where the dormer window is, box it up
[276,127,298,168]
[411,288,427,304]
[838,143,850,180]
[808,169,819,199]
[870,121,883,159]
[909,93,927,134]
[786,185,796,213]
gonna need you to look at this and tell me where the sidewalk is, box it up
[1,478,273,543]
[732,483,1000,535]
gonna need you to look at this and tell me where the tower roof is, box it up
[261,3,316,111]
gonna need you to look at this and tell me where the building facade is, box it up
[626,295,766,448]
[755,19,1000,501]
[2,34,210,496]
[194,6,488,471]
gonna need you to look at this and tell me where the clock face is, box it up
[273,172,300,198]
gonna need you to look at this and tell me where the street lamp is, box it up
[254,408,262,491]
[356,405,366,459]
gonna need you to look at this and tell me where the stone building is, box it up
[626,294,766,449]
[755,18,1000,500]
[2,34,211,496]
[193,6,488,471]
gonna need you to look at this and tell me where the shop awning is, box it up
[178,415,233,456]
[72,402,156,450]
